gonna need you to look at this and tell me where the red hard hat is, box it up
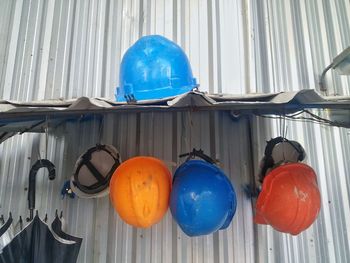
[255,163,321,235]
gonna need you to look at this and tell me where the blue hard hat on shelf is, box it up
[115,35,198,102]
[170,150,237,237]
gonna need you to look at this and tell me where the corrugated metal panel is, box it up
[0,0,350,263]
[1,0,349,99]
[251,116,350,263]
[250,0,350,95]
[0,0,248,100]
[0,112,255,263]
[249,1,350,262]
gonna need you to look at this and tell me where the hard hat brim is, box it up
[69,176,110,198]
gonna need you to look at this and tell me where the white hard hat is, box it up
[70,144,121,198]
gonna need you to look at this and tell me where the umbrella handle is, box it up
[27,159,56,222]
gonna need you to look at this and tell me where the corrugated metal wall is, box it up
[250,1,350,262]
[0,112,255,263]
[0,0,350,262]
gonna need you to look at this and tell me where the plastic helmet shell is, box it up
[70,145,121,198]
[170,160,237,237]
[109,156,171,228]
[116,35,198,102]
[255,163,321,235]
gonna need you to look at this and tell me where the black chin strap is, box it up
[260,137,305,182]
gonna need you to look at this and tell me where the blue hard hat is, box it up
[170,160,237,237]
[115,35,198,102]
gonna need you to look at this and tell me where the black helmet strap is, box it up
[74,145,120,194]
[264,137,305,162]
[179,148,216,164]
[260,137,305,181]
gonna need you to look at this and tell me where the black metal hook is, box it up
[19,216,23,231]
[55,209,63,219]
[27,159,56,222]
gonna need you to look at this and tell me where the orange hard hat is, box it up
[109,156,171,228]
[255,163,321,235]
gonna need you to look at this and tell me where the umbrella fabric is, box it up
[51,215,82,260]
[0,215,81,263]
[0,217,14,251]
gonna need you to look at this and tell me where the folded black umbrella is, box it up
[0,214,81,263]
[0,159,82,263]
